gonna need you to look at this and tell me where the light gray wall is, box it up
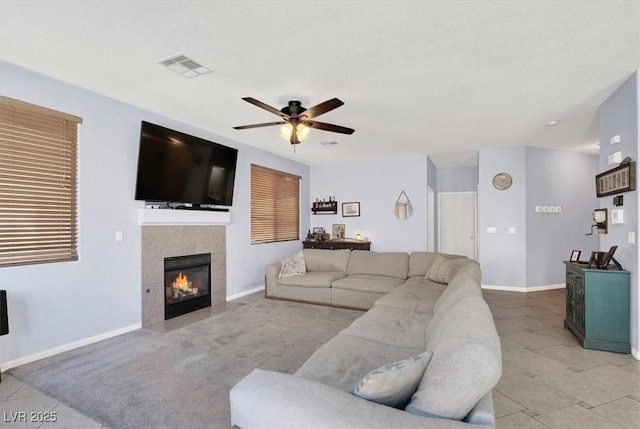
[598,71,639,355]
[310,156,428,252]
[478,147,528,287]
[437,166,478,193]
[525,147,599,286]
[432,148,599,289]
[0,60,309,364]
[478,146,598,288]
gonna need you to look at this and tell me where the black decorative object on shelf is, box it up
[312,197,338,214]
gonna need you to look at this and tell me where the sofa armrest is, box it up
[265,262,282,297]
[230,369,492,429]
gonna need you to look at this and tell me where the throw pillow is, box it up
[278,250,307,278]
[425,255,464,284]
[351,351,433,408]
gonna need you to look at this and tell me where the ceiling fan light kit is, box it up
[280,123,310,143]
[234,97,355,145]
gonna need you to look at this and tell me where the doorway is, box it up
[438,192,477,259]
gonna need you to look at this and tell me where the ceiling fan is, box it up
[233,97,355,145]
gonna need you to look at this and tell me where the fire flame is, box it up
[173,273,192,292]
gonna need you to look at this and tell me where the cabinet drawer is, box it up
[566,269,583,286]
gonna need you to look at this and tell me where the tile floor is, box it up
[0,288,638,429]
[485,289,640,429]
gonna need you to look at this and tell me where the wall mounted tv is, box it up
[134,121,238,208]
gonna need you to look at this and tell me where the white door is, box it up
[438,192,477,259]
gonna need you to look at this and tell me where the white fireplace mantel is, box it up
[137,208,231,226]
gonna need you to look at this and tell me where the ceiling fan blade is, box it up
[300,98,344,119]
[233,121,286,130]
[241,97,288,118]
[305,120,355,135]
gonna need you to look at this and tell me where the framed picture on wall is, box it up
[332,224,346,239]
[342,202,360,217]
[596,161,635,197]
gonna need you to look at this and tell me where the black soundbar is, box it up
[174,205,229,212]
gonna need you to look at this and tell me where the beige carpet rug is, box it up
[9,293,363,429]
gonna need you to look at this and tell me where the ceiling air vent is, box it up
[319,141,339,146]
[157,53,211,78]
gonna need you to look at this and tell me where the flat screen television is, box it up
[134,121,238,207]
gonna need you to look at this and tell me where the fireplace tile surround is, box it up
[141,225,226,327]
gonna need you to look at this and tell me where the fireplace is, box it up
[164,253,211,320]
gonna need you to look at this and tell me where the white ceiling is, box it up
[1,1,638,167]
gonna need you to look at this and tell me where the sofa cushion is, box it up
[331,274,405,294]
[278,250,307,278]
[425,255,468,284]
[278,271,347,288]
[432,269,483,316]
[374,280,445,314]
[347,250,409,279]
[408,252,466,277]
[406,295,501,421]
[407,252,438,277]
[352,351,433,408]
[302,248,351,272]
[295,334,424,392]
[344,306,431,349]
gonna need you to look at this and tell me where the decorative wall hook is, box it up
[395,190,411,204]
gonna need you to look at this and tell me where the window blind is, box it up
[251,164,300,243]
[0,96,82,267]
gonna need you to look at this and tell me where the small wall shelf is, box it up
[312,201,338,215]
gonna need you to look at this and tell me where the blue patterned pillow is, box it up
[351,351,433,408]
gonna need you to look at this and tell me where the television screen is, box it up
[134,121,238,206]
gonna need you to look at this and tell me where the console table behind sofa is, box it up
[303,239,370,251]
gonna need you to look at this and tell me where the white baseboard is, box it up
[482,283,565,292]
[632,346,640,361]
[226,285,264,301]
[1,323,141,371]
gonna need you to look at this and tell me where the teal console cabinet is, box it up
[564,262,630,353]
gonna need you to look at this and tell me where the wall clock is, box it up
[492,173,512,190]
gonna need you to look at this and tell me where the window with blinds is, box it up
[251,164,300,243]
[0,96,82,267]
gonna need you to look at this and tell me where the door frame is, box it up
[427,186,435,252]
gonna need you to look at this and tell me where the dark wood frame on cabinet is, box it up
[595,161,635,197]
[570,250,581,262]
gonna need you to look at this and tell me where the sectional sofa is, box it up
[230,249,502,428]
